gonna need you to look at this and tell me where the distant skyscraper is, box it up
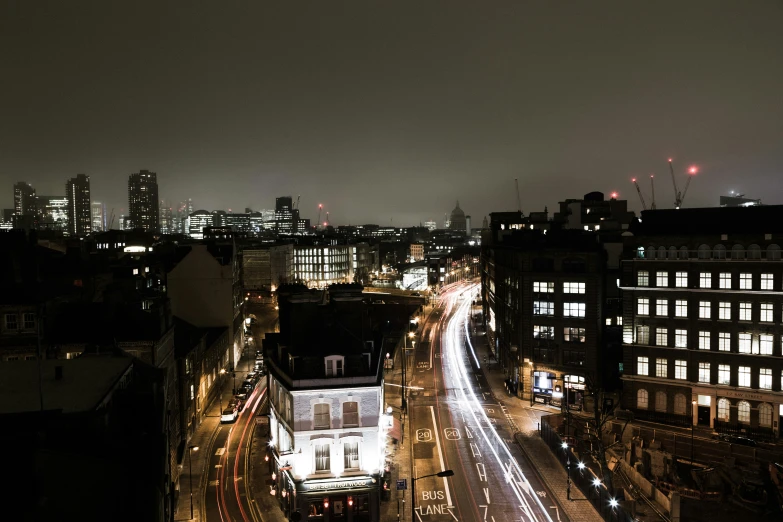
[424,220,437,231]
[159,200,173,234]
[275,196,294,234]
[66,174,91,236]
[128,170,160,232]
[13,182,36,216]
[91,202,106,232]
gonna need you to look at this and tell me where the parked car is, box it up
[241,379,254,392]
[221,407,238,423]
[234,391,248,401]
[716,433,758,446]
[227,398,244,412]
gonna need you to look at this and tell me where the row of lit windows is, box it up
[637,356,780,390]
[533,281,585,294]
[635,326,782,355]
[637,270,775,290]
[533,326,586,342]
[533,301,586,317]
[637,297,779,321]
[635,390,777,427]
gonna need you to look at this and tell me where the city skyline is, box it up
[2,1,782,226]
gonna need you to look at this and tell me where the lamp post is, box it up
[412,470,454,522]
[188,445,199,520]
[691,399,697,465]
[219,369,226,413]
[403,332,414,413]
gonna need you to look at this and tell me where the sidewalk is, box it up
[174,362,253,522]
[468,320,604,522]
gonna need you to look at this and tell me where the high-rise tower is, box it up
[128,170,160,232]
[66,174,91,236]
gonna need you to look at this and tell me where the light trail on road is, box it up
[438,283,554,522]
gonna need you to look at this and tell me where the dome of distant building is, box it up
[448,201,467,233]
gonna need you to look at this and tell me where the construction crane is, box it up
[514,178,522,212]
[631,178,647,210]
[650,175,657,209]
[669,159,698,209]
[325,211,331,227]
[317,204,322,227]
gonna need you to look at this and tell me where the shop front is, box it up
[532,370,555,405]
[563,375,585,411]
[291,476,380,522]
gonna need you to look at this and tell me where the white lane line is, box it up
[429,405,453,506]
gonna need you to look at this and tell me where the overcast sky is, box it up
[2,1,781,226]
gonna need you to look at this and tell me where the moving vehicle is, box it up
[227,397,243,412]
[221,407,238,423]
[716,433,757,446]
[234,391,248,401]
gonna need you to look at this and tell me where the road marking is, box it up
[215,447,226,455]
[549,506,561,522]
[476,462,487,482]
[485,408,495,414]
[429,406,452,506]
[483,487,490,504]
[470,443,481,458]
[480,505,488,520]
[416,428,432,442]
[444,428,460,440]
[465,426,473,439]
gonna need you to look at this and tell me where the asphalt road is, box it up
[408,283,563,522]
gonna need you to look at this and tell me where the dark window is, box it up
[562,258,586,273]
[532,258,554,271]
[563,350,585,366]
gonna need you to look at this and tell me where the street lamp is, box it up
[412,470,454,522]
[188,445,199,520]
[219,369,226,413]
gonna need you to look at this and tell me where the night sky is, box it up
[2,1,781,226]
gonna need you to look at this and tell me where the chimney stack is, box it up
[55,365,63,380]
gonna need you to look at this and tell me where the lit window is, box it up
[739,273,752,290]
[655,391,667,412]
[343,441,360,470]
[637,298,650,316]
[636,325,649,345]
[737,401,750,424]
[675,329,687,348]
[563,282,585,294]
[533,325,555,340]
[718,365,731,385]
[342,402,359,427]
[759,368,772,390]
[738,302,751,321]
[718,332,731,351]
[563,302,586,318]
[759,403,773,428]
[314,403,331,429]
[533,301,554,316]
[637,271,649,287]
[717,398,730,421]
[760,303,773,322]
[699,301,711,319]
[637,356,649,376]
[656,271,668,287]
[698,331,710,350]
[738,333,752,353]
[656,299,668,317]
[314,442,331,471]
[656,358,667,378]
[133,268,139,275]
[698,362,710,383]
[760,334,773,355]
[616,316,622,325]
[699,272,711,288]
[760,273,773,290]
[533,281,554,293]
[563,327,586,342]
[674,394,688,415]
[718,272,731,289]
[674,360,687,380]
[656,327,668,347]
[674,300,687,317]
[637,389,648,409]
[718,301,731,320]
[738,366,751,387]
[675,271,688,288]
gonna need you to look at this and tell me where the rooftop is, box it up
[0,357,133,415]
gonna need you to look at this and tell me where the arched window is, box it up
[637,389,649,409]
[697,244,711,259]
[647,246,657,260]
[767,244,781,261]
[655,391,667,412]
[679,246,689,259]
[668,247,678,259]
[717,398,730,422]
[658,246,667,259]
[636,246,645,259]
[713,244,727,259]
[759,403,773,428]
[737,400,751,424]
[674,394,687,415]
[748,244,761,260]
[731,244,745,260]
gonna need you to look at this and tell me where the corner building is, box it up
[620,206,783,440]
[264,284,389,522]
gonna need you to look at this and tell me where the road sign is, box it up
[397,479,407,490]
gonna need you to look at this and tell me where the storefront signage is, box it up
[300,478,374,492]
[533,387,552,396]
[534,397,546,404]
[721,390,767,401]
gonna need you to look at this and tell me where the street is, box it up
[408,282,562,522]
